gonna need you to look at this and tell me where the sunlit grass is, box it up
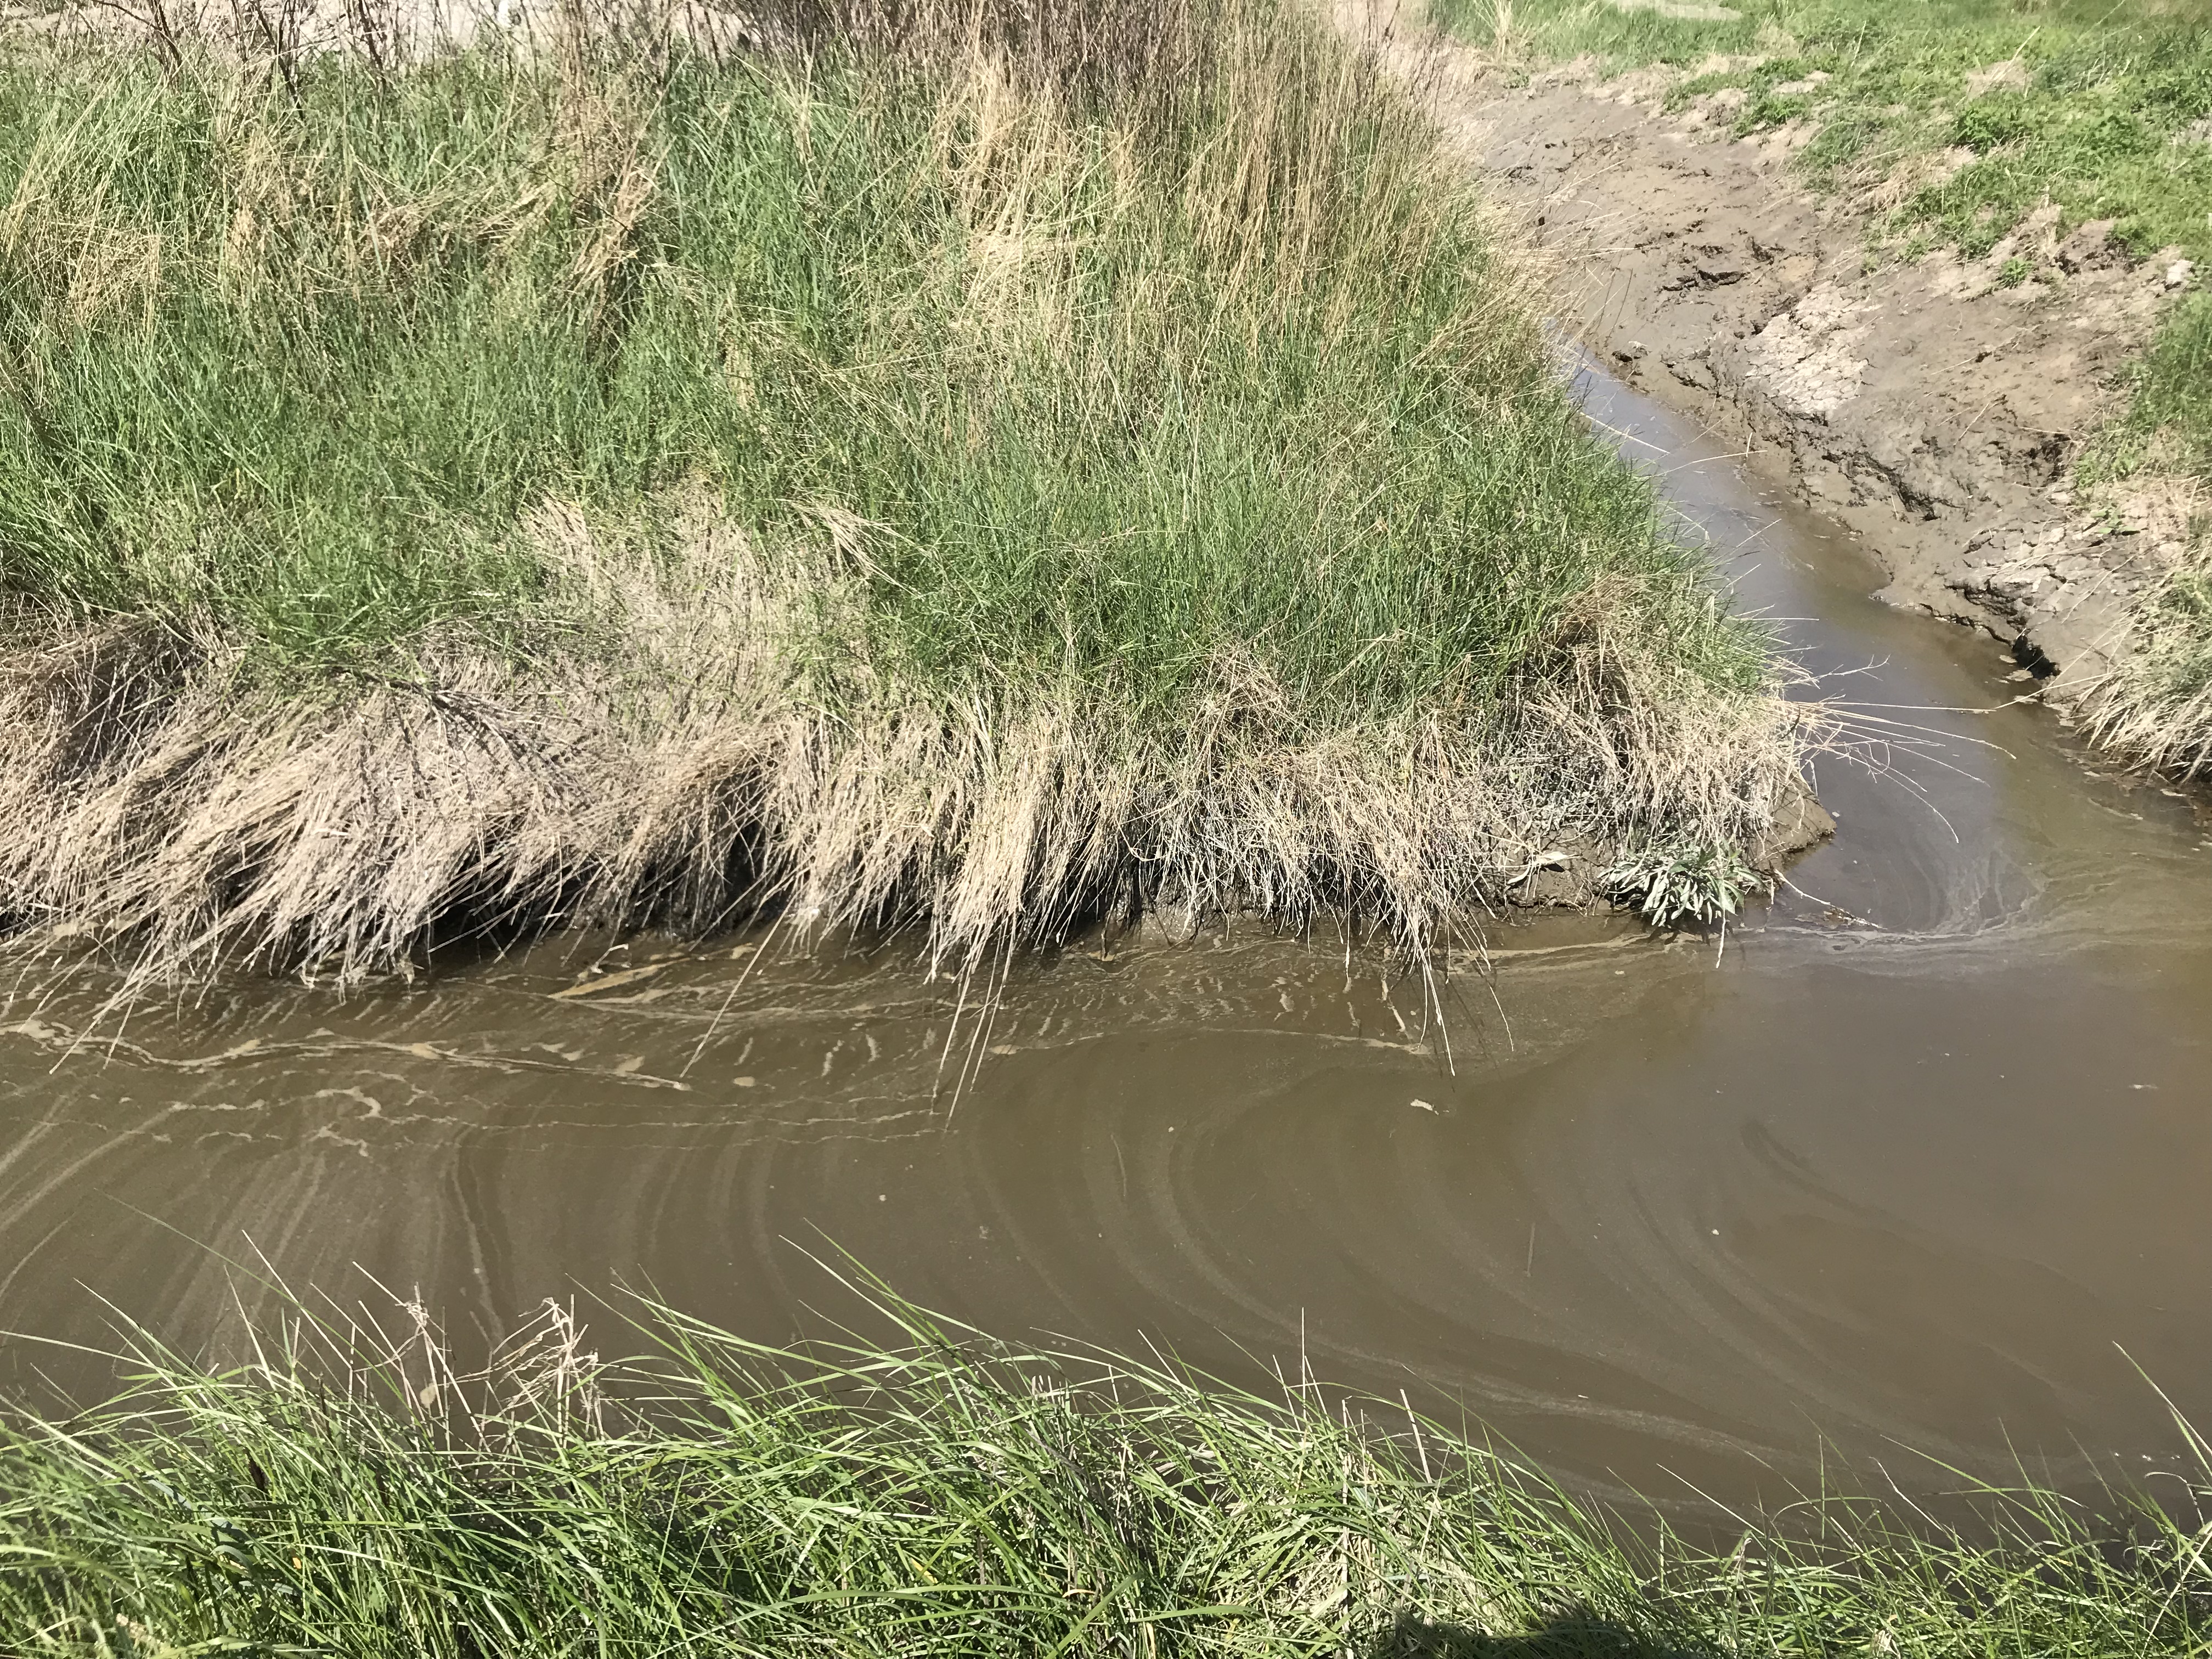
[0,1,1814,975]
[2,1281,2207,1656]
[0,9,1764,718]
[1432,0,2211,278]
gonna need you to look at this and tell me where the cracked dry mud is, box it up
[1392,30,2202,704]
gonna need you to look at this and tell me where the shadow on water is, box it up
[1,357,2209,1515]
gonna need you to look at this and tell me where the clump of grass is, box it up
[0,0,1814,979]
[1602,838,1763,926]
[2084,301,2212,776]
[2105,291,2212,481]
[2085,534,2212,779]
[3,1280,2208,1655]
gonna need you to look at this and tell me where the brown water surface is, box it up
[4,362,2208,1509]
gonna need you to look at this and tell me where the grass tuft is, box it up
[1,1278,2208,1655]
[0,0,1816,979]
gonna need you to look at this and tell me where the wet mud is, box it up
[1434,41,2202,695]
[2,362,2209,1516]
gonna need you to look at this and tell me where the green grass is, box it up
[0,8,1763,722]
[2104,290,2212,481]
[3,1281,2208,1656]
[0,0,1815,976]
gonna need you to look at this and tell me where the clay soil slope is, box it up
[1368,12,2202,701]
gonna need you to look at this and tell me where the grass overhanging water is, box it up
[3,1280,2209,1656]
[0,0,1816,982]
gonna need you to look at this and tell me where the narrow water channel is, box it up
[3,359,2207,1511]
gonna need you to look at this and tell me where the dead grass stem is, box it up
[1,516,1816,987]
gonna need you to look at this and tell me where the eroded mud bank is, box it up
[1377,22,2202,701]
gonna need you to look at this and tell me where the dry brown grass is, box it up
[2081,522,2212,781]
[0,511,1815,986]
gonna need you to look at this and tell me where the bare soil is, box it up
[1390,30,2202,701]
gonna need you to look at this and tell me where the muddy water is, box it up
[4,362,2209,1510]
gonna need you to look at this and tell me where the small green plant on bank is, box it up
[2,1284,2209,1656]
[1603,839,1764,926]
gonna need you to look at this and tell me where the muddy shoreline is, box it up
[1404,42,2200,704]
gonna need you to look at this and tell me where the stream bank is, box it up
[0,5,1812,982]
[3,354,2207,1520]
[1383,22,2203,701]
[1,0,2210,1557]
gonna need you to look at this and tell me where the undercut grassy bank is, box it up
[0,0,1813,983]
[2089,294,2212,777]
[3,1289,2207,1655]
[1431,0,2212,780]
